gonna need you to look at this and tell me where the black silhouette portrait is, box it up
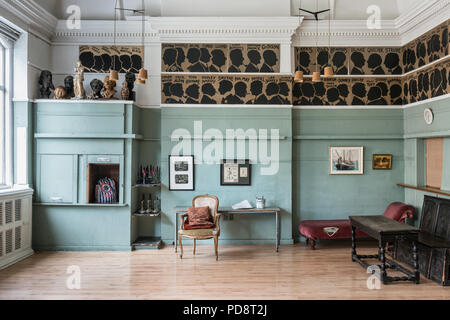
[93,55,104,72]
[428,34,441,62]
[301,82,315,105]
[266,82,282,104]
[384,53,402,74]
[403,82,409,104]
[176,48,186,69]
[200,48,211,72]
[389,84,403,105]
[79,51,94,70]
[416,42,426,67]
[130,54,142,73]
[351,82,367,105]
[246,50,261,72]
[298,51,311,74]
[119,55,131,72]
[210,49,226,72]
[219,80,233,98]
[185,84,200,104]
[200,83,217,104]
[312,82,325,105]
[442,28,448,55]
[409,79,418,102]
[326,87,340,105]
[228,49,244,72]
[187,48,205,72]
[260,50,278,73]
[162,82,172,98]
[350,52,365,75]
[278,82,291,104]
[332,52,348,75]
[163,48,183,72]
[224,81,247,104]
[368,86,387,105]
[170,83,184,103]
[431,69,442,97]
[292,83,302,105]
[337,84,349,105]
[249,80,268,104]
[367,54,384,74]
[101,54,112,72]
[317,50,329,73]
[408,49,416,71]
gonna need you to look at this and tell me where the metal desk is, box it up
[173,206,281,252]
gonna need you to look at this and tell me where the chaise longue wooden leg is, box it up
[193,239,196,255]
[305,238,309,246]
[311,239,316,250]
[179,234,183,259]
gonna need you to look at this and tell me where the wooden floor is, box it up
[0,241,449,300]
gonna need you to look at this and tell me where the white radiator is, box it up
[0,188,33,270]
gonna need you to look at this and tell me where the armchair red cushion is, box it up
[382,202,415,222]
[187,206,213,225]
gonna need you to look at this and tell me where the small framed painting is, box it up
[169,155,194,191]
[220,159,251,186]
[329,146,364,175]
[372,154,392,170]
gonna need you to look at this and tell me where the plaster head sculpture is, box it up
[64,75,74,98]
[88,79,104,99]
[53,86,66,100]
[38,70,55,99]
[121,81,130,100]
[73,60,86,99]
[102,75,117,99]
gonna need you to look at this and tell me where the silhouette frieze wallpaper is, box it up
[162,74,292,105]
[79,46,143,73]
[162,43,280,73]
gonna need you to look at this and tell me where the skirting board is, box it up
[0,248,34,270]
[163,239,294,245]
[33,245,133,252]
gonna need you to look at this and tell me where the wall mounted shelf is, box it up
[33,203,129,207]
[397,184,450,197]
[132,183,161,188]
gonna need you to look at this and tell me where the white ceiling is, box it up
[34,0,428,20]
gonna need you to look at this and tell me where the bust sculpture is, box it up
[102,76,117,99]
[53,86,66,100]
[125,72,136,101]
[121,81,130,100]
[39,70,55,99]
[88,79,104,99]
[64,75,75,98]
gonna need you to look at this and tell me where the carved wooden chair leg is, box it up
[305,238,310,246]
[311,239,316,250]
[179,234,183,259]
[193,239,196,255]
[214,236,218,261]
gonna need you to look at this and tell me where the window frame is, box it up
[0,34,13,189]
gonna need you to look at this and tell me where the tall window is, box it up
[0,33,13,188]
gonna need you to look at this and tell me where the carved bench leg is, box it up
[311,239,316,250]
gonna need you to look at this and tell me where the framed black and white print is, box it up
[220,159,251,186]
[169,155,194,191]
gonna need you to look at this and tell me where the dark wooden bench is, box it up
[394,195,450,286]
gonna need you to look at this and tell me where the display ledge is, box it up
[20,99,135,104]
[397,184,450,197]
[33,202,128,207]
[132,183,161,188]
[34,133,143,139]
[133,211,161,217]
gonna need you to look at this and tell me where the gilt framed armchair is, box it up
[178,195,221,260]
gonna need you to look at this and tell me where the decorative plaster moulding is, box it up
[0,0,57,42]
[53,17,302,44]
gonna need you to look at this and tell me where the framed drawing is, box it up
[169,155,194,191]
[372,154,392,170]
[329,146,364,175]
[220,159,251,186]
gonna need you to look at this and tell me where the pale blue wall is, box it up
[160,107,293,245]
[293,109,405,240]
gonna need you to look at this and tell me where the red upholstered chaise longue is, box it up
[299,202,415,249]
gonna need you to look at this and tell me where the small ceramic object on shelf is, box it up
[53,86,66,99]
[38,70,54,99]
[256,196,265,209]
[103,75,117,99]
[146,194,153,214]
[64,75,75,98]
[139,194,146,214]
[125,72,136,101]
[153,196,160,213]
[88,79,103,99]
[121,81,130,100]
[73,60,85,99]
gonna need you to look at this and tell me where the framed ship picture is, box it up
[329,146,364,175]
[372,154,392,170]
[220,159,251,186]
[169,155,194,191]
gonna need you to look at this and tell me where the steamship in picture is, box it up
[333,149,359,171]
